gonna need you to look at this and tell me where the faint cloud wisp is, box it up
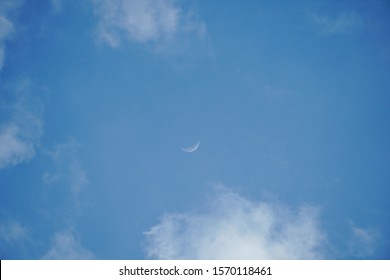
[0,0,22,70]
[0,220,28,244]
[309,11,362,34]
[92,0,205,48]
[348,223,379,258]
[42,230,94,260]
[43,138,90,214]
[93,0,179,46]
[0,81,44,168]
[41,138,93,259]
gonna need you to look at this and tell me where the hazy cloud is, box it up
[43,138,89,213]
[92,0,205,47]
[41,140,91,259]
[42,231,94,259]
[0,125,36,167]
[50,0,62,13]
[309,11,362,34]
[0,0,22,70]
[145,187,327,259]
[0,81,44,168]
[0,220,28,244]
[348,223,379,258]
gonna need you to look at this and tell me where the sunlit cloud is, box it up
[92,0,205,48]
[42,231,94,259]
[145,186,327,259]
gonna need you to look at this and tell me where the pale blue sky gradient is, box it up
[0,0,389,259]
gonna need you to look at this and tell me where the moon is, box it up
[181,140,200,153]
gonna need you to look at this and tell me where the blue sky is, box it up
[0,0,389,259]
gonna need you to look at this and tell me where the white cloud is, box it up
[145,187,327,259]
[0,81,44,168]
[42,231,94,259]
[309,11,362,35]
[0,125,35,167]
[92,0,205,48]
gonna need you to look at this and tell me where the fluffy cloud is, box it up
[42,231,94,259]
[145,187,327,259]
[0,81,44,168]
[309,11,362,34]
[92,0,205,47]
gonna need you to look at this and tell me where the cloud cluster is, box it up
[145,188,327,259]
[0,81,44,169]
[92,0,205,47]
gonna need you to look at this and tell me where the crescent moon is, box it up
[181,140,200,153]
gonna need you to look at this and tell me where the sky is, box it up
[0,0,389,260]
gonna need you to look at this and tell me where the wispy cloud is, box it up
[348,223,379,258]
[42,230,94,259]
[0,0,22,70]
[0,220,28,244]
[40,139,92,259]
[309,11,362,35]
[145,186,327,259]
[43,138,89,214]
[0,80,44,168]
[92,0,205,48]
[50,0,62,13]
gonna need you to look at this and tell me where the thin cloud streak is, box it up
[145,187,327,259]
